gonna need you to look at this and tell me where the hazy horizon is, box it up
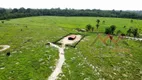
[0,0,142,10]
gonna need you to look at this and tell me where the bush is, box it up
[105,25,116,34]
[105,27,111,34]
[132,28,139,37]
[110,25,116,34]
[127,27,139,37]
[116,30,122,35]
[96,24,99,29]
[1,21,4,23]
[86,24,94,32]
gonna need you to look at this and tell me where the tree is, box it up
[1,8,142,20]
[86,24,92,32]
[26,8,32,13]
[105,25,116,35]
[0,8,6,14]
[91,27,94,32]
[96,24,99,29]
[127,27,133,36]
[110,25,116,34]
[18,7,26,13]
[127,27,139,37]
[127,29,131,36]
[105,27,111,34]
[96,19,100,24]
[116,30,122,35]
[132,28,138,37]
[11,8,18,13]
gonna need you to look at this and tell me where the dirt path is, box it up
[47,34,82,80]
[125,36,142,41]
[0,45,10,52]
[48,42,65,80]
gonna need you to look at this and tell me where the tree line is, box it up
[0,7,142,20]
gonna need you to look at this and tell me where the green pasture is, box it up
[0,16,142,80]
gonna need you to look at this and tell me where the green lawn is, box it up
[0,16,142,80]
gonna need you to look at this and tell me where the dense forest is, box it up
[0,7,142,20]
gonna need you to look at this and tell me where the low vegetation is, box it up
[0,16,142,80]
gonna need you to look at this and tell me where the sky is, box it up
[0,0,142,10]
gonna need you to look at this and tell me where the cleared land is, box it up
[0,16,142,80]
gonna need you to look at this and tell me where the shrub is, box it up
[127,27,139,37]
[86,24,92,32]
[1,21,4,24]
[116,30,122,35]
[105,27,111,34]
[110,25,116,34]
[96,24,99,29]
[105,25,116,35]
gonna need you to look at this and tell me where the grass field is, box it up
[0,16,142,80]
